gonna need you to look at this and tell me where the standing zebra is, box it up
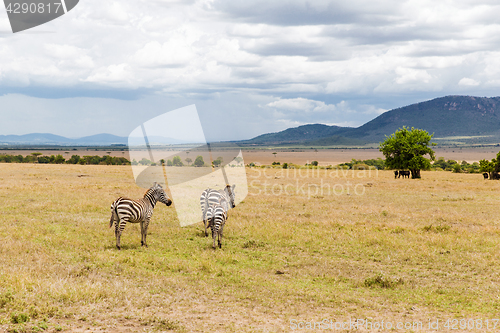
[200,184,235,236]
[109,182,172,250]
[209,204,227,249]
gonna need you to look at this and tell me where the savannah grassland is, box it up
[1,162,500,332]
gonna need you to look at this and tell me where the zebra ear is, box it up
[232,184,236,190]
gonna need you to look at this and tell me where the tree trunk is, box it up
[410,169,421,179]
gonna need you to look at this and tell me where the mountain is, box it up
[343,95,500,142]
[238,124,355,145]
[0,133,75,145]
[0,133,127,146]
[240,95,500,146]
[75,134,127,145]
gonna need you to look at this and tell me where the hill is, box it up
[240,95,500,146]
[0,133,127,146]
[243,124,351,144]
[344,95,500,143]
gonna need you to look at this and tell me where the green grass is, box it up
[0,164,500,331]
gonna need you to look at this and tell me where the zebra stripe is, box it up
[110,182,172,250]
[211,204,227,249]
[200,184,235,237]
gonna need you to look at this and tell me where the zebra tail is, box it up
[110,200,119,228]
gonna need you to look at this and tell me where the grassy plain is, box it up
[3,145,500,166]
[1,163,500,332]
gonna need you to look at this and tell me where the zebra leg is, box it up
[115,218,127,250]
[218,228,222,249]
[212,227,217,249]
[140,221,145,246]
[203,217,208,237]
[142,218,150,247]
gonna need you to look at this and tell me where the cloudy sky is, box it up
[1,0,500,140]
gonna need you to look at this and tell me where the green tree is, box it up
[54,154,65,164]
[139,158,151,166]
[67,155,81,164]
[185,157,192,165]
[479,152,500,179]
[31,152,42,163]
[37,156,50,164]
[193,155,205,167]
[379,127,436,179]
[213,158,222,167]
[172,156,183,166]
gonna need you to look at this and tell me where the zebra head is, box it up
[224,184,236,209]
[151,182,173,206]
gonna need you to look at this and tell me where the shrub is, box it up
[172,156,183,166]
[353,163,370,170]
[194,156,205,167]
[364,274,404,289]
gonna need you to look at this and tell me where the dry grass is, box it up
[0,164,500,332]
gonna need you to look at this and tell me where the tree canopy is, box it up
[479,151,500,179]
[193,155,205,167]
[379,126,436,179]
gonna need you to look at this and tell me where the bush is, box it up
[139,158,151,166]
[67,155,81,164]
[37,156,50,164]
[194,156,205,167]
[213,158,222,167]
[353,163,370,170]
[172,156,183,166]
[54,154,65,164]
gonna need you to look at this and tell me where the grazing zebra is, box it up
[200,184,236,237]
[109,182,172,250]
[210,204,227,249]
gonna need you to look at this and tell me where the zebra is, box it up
[200,184,235,237]
[209,204,227,249]
[109,182,172,250]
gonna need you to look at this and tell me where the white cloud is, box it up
[458,77,480,86]
[267,98,336,113]
[0,0,499,139]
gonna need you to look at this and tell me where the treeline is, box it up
[254,156,483,173]
[338,158,386,170]
[432,157,480,173]
[0,154,130,165]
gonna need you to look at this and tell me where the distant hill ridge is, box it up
[239,95,500,146]
[4,95,500,146]
[0,133,128,146]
